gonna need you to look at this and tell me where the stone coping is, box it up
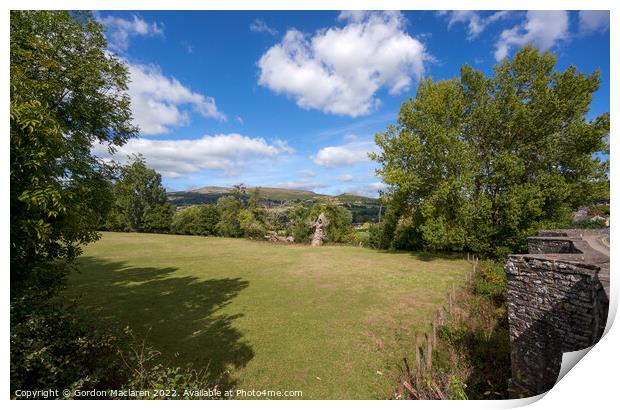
[510,229,610,299]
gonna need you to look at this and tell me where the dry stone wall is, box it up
[505,230,609,397]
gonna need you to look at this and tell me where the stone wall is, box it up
[526,237,578,254]
[505,230,609,397]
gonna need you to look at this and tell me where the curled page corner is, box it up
[501,392,547,408]
[555,346,593,387]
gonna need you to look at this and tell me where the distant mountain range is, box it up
[167,186,382,223]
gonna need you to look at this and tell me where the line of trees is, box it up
[102,156,358,245]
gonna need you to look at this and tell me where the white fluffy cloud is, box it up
[494,11,569,61]
[578,11,610,34]
[313,141,376,168]
[258,11,429,117]
[94,134,294,178]
[98,14,164,51]
[439,11,511,40]
[127,63,226,135]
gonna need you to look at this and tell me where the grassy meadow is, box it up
[66,232,469,399]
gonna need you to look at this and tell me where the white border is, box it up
[2,1,616,409]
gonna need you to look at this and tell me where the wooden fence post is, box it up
[425,332,433,369]
[415,333,420,373]
[432,320,437,348]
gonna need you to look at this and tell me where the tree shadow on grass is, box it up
[70,257,253,389]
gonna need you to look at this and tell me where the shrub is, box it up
[366,223,382,249]
[119,329,223,399]
[239,209,267,239]
[588,204,610,217]
[392,223,421,250]
[11,267,126,393]
[292,219,311,243]
[216,196,242,237]
[306,204,355,244]
[473,260,507,306]
[171,205,220,236]
[571,219,607,229]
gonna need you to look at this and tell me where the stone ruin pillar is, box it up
[311,213,330,246]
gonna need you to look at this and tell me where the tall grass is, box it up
[394,260,511,400]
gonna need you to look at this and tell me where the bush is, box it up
[570,219,607,229]
[473,260,507,307]
[11,291,223,398]
[352,231,368,247]
[392,223,421,250]
[11,265,126,394]
[588,204,610,217]
[119,329,223,399]
[239,209,267,239]
[306,204,355,244]
[366,223,381,249]
[292,219,311,243]
[216,196,242,237]
[171,205,219,236]
[144,203,173,233]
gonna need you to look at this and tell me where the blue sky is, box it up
[93,10,610,197]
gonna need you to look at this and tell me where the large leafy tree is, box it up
[10,11,138,279]
[107,155,172,233]
[372,47,609,257]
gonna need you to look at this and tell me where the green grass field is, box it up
[67,232,469,399]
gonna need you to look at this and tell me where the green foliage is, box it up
[11,277,221,398]
[420,260,511,400]
[287,204,311,243]
[372,46,610,257]
[264,207,290,233]
[247,187,262,211]
[449,376,469,400]
[107,156,171,233]
[239,209,267,239]
[215,196,243,237]
[306,204,355,243]
[171,205,220,236]
[9,11,225,396]
[588,204,610,217]
[167,187,382,224]
[570,219,608,229]
[10,263,125,393]
[144,203,174,233]
[10,11,137,279]
[392,222,421,250]
[365,223,382,249]
[473,261,508,306]
[119,329,221,399]
[285,203,355,244]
